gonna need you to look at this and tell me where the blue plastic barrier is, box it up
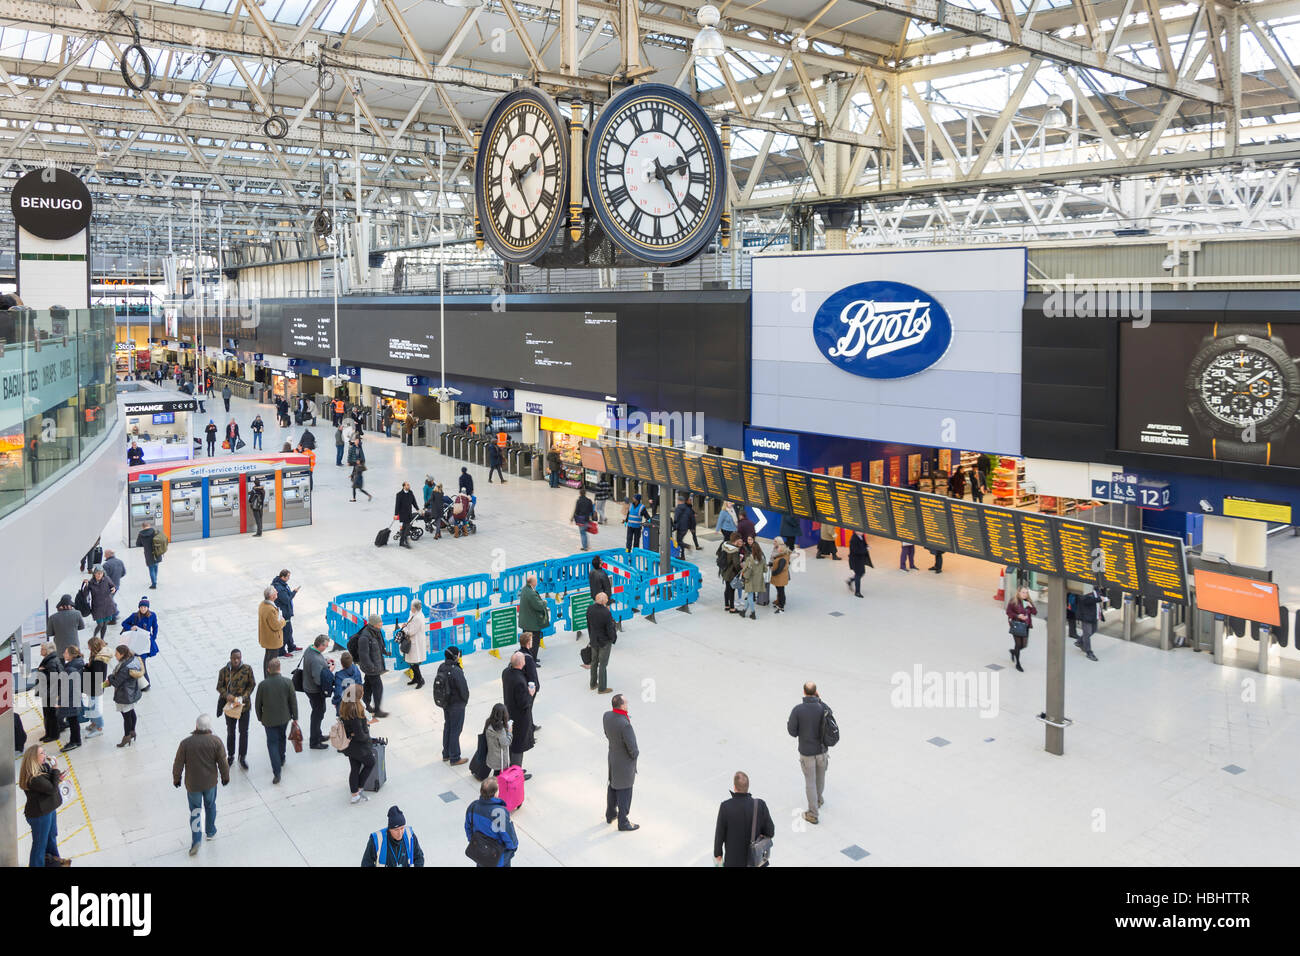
[327,587,413,647]
[495,561,552,601]
[418,574,493,613]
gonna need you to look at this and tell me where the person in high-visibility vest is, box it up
[332,398,345,426]
[496,431,508,448]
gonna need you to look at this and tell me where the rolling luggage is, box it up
[468,733,490,781]
[364,741,387,792]
[375,526,392,547]
[755,585,771,607]
[497,764,525,811]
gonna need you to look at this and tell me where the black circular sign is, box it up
[10,167,93,240]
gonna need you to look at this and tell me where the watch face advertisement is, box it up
[1118,322,1300,468]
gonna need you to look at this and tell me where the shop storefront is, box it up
[121,395,198,464]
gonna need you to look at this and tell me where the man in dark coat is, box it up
[847,532,871,597]
[603,693,639,831]
[271,570,300,655]
[588,557,613,602]
[1075,587,1102,662]
[778,512,800,551]
[713,771,775,867]
[501,653,534,770]
[354,615,389,718]
[587,593,617,693]
[672,496,694,554]
[517,633,541,736]
[394,481,418,549]
[435,647,470,764]
[487,442,507,484]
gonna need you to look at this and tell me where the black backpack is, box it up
[347,628,362,662]
[73,582,92,617]
[819,703,841,748]
[432,664,452,708]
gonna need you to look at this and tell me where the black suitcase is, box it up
[375,527,391,547]
[364,741,386,792]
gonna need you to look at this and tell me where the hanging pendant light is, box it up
[693,4,725,59]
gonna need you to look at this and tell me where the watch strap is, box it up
[1213,323,1274,340]
[1212,438,1276,464]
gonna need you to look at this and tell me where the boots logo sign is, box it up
[10,167,94,240]
[811,280,953,379]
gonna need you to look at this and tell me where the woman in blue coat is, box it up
[120,597,159,686]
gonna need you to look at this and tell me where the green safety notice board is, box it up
[490,606,518,649]
[568,592,593,631]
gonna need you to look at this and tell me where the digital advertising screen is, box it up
[1117,321,1300,469]
[579,445,607,472]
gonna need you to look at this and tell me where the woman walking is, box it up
[484,704,513,777]
[18,744,71,867]
[769,541,791,614]
[106,644,145,746]
[846,532,871,598]
[84,637,113,738]
[350,457,372,502]
[119,597,159,686]
[1006,585,1038,673]
[340,685,375,804]
[250,413,264,450]
[85,565,117,642]
[740,541,766,621]
[401,599,429,689]
[224,418,241,454]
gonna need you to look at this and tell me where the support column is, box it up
[0,628,17,867]
[1044,575,1067,756]
[659,504,671,573]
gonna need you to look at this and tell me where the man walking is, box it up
[787,682,831,825]
[501,653,534,776]
[216,649,255,770]
[258,587,284,677]
[271,569,300,656]
[248,478,266,537]
[302,635,335,749]
[135,519,164,588]
[594,473,612,523]
[603,694,639,831]
[221,383,232,413]
[394,481,418,549]
[434,646,469,765]
[487,441,507,483]
[574,488,595,551]
[172,713,230,857]
[1075,586,1103,662]
[587,593,616,694]
[713,771,775,867]
[355,614,389,719]
[254,657,297,785]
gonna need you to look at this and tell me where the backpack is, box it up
[819,703,840,748]
[432,664,452,708]
[347,627,362,661]
[73,582,92,617]
[328,718,350,751]
[151,532,169,561]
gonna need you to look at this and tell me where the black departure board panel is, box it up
[1056,520,1097,584]
[809,475,839,525]
[858,486,894,537]
[682,454,707,498]
[785,472,814,520]
[831,478,866,532]
[1016,512,1061,576]
[739,461,769,510]
[1137,534,1187,603]
[887,489,923,544]
[604,444,626,478]
[916,494,954,552]
[1096,527,1141,592]
[662,446,688,490]
[646,445,669,486]
[982,509,1022,566]
[717,459,745,503]
[630,443,651,482]
[699,457,726,500]
[761,465,791,513]
[947,501,989,560]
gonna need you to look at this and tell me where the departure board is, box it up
[761,465,791,513]
[646,445,669,486]
[809,475,839,525]
[831,478,866,531]
[739,461,769,509]
[603,444,625,478]
[858,486,894,537]
[982,509,1023,565]
[1096,527,1141,592]
[916,494,954,552]
[1056,520,1097,584]
[1137,534,1187,603]
[1016,512,1061,575]
[662,446,689,490]
[717,459,745,503]
[947,500,989,560]
[682,454,708,498]
[629,443,651,482]
[887,489,923,544]
[785,472,814,519]
[699,457,726,500]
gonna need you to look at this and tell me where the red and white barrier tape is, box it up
[645,569,691,587]
[330,602,364,625]
[428,616,466,632]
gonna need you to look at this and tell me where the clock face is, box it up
[587,84,725,264]
[1200,349,1287,427]
[475,89,568,263]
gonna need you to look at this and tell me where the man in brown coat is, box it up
[172,713,230,857]
[258,587,284,677]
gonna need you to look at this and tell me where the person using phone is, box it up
[271,570,300,656]
[19,744,71,867]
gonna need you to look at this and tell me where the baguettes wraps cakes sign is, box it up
[10,167,93,240]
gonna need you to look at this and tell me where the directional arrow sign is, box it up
[752,507,768,534]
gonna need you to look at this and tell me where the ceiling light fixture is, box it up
[1042,93,1067,128]
[693,4,725,59]
[438,0,486,8]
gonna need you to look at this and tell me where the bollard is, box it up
[1122,593,1135,642]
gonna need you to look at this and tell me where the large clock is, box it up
[475,88,570,264]
[586,83,726,265]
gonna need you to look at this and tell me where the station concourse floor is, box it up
[19,392,1300,867]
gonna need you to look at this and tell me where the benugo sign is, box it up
[10,167,93,240]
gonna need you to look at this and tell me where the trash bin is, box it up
[430,601,456,623]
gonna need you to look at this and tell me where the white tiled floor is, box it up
[16,392,1300,866]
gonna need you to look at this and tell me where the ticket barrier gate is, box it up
[280,467,313,528]
[169,478,204,542]
[207,475,241,537]
[127,480,164,543]
[439,430,453,456]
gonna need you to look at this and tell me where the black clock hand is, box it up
[664,155,689,176]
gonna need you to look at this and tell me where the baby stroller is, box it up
[447,493,477,537]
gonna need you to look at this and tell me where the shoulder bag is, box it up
[748,800,772,867]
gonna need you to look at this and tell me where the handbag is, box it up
[1009,619,1029,639]
[466,827,504,867]
[235,437,246,450]
[580,644,593,665]
[289,720,303,753]
[748,800,772,867]
[223,697,244,719]
[587,520,599,535]
[396,626,411,656]
[221,439,230,449]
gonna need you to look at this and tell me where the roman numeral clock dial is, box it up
[586,84,726,265]
[474,89,570,264]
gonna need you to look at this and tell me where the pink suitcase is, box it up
[498,765,525,811]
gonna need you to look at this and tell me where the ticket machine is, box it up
[126,480,164,543]
[208,475,241,537]
[169,478,204,542]
[280,468,312,528]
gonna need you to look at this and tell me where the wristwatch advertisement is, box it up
[1117,321,1300,468]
